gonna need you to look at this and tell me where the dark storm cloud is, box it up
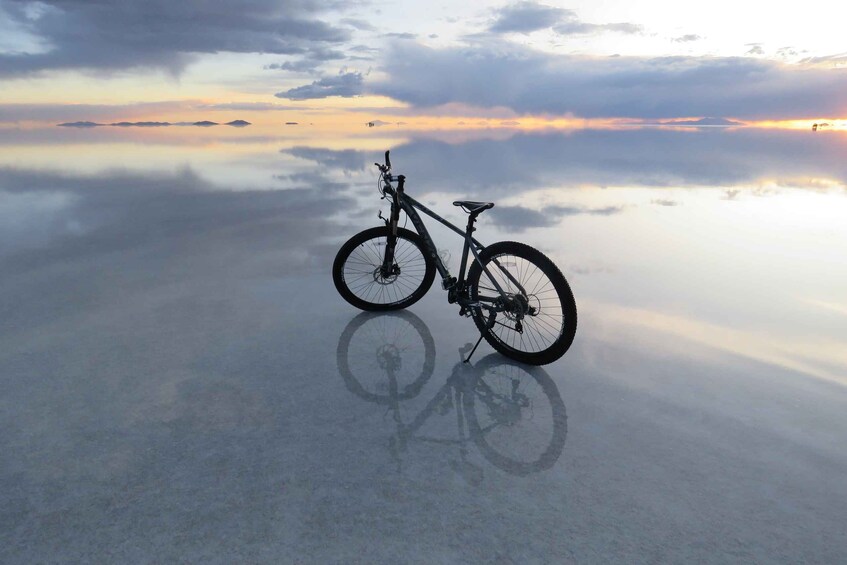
[0,0,351,75]
[488,2,641,35]
[276,71,364,100]
[366,41,847,119]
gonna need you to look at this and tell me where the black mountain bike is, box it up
[333,151,577,366]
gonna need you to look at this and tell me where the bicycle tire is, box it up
[333,226,436,311]
[467,241,577,365]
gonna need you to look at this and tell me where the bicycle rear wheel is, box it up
[467,241,577,365]
[333,226,436,311]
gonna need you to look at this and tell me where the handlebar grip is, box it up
[385,150,391,170]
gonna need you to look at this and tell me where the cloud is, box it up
[488,2,641,36]
[672,34,702,43]
[489,2,567,33]
[382,32,417,39]
[0,100,311,122]
[553,21,641,35]
[276,71,364,100]
[0,0,351,76]
[801,52,847,67]
[194,102,307,111]
[265,47,346,74]
[365,41,847,120]
[488,203,624,231]
[0,101,198,122]
[745,43,765,56]
[340,18,376,32]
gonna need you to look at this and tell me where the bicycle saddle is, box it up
[453,200,495,214]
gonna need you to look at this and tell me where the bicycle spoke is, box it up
[342,232,429,306]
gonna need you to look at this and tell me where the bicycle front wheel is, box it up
[467,241,577,365]
[333,226,436,311]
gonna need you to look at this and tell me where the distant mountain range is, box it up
[58,120,251,128]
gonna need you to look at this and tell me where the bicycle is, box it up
[332,151,578,366]
[336,311,567,478]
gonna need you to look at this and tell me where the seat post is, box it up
[465,211,479,235]
[458,212,479,287]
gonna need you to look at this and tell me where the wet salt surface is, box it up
[1,127,846,562]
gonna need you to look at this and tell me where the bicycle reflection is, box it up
[337,311,567,481]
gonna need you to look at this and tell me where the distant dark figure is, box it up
[813,123,818,131]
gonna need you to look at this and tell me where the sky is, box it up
[1,0,846,127]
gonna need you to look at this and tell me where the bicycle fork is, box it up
[380,190,403,277]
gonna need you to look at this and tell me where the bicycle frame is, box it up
[382,181,526,307]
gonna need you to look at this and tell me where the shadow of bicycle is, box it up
[337,310,567,481]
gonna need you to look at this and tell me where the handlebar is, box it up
[374,150,392,174]
[374,150,404,192]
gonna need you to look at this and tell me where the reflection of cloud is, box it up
[568,264,613,275]
[0,166,354,265]
[589,300,847,386]
[286,146,369,172]
[0,190,78,254]
[0,165,357,351]
[803,298,847,317]
[284,128,847,194]
[651,199,679,206]
[0,0,351,76]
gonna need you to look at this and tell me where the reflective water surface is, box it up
[1,125,846,562]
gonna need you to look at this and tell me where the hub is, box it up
[374,264,400,284]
